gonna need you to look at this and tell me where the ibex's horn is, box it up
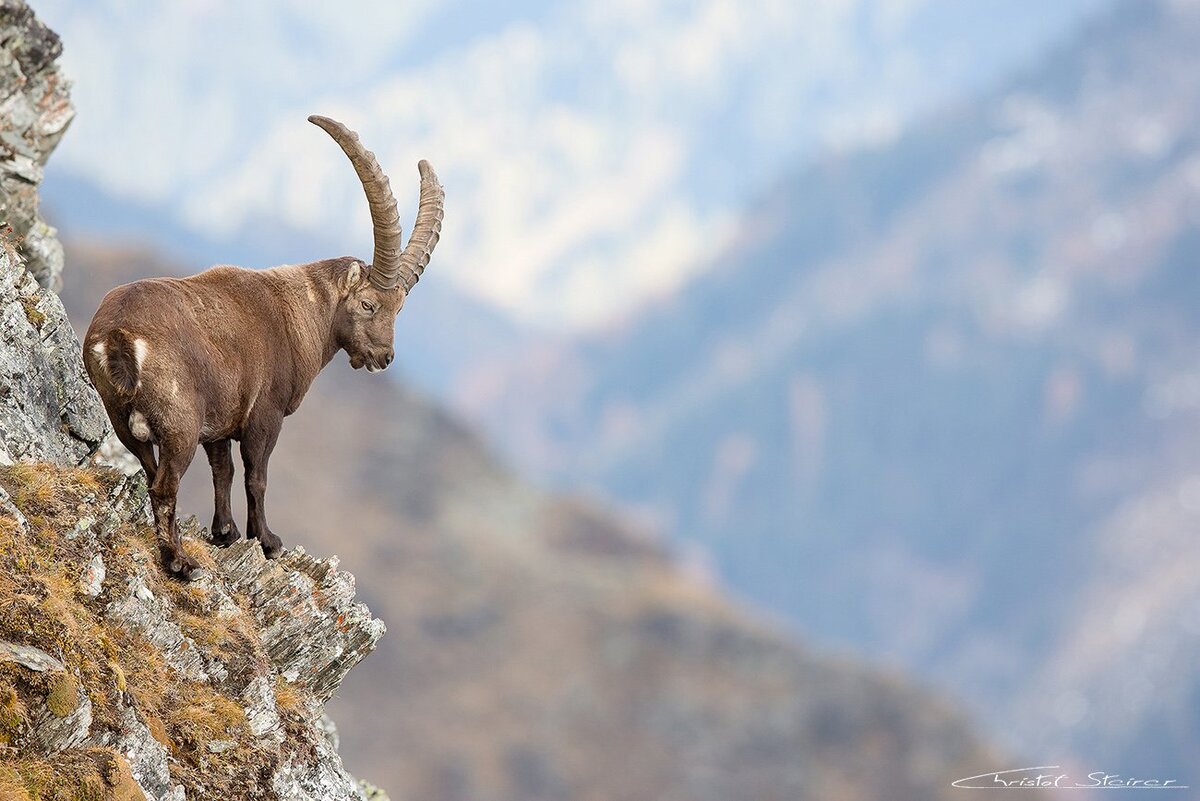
[397,160,444,291]
[308,115,403,290]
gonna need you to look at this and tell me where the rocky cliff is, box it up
[0,243,106,465]
[0,3,386,799]
[0,0,68,291]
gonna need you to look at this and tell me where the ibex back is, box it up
[84,116,444,579]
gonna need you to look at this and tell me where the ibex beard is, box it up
[83,115,444,579]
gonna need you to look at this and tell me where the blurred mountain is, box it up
[59,242,1007,801]
[35,0,1105,327]
[448,0,1200,776]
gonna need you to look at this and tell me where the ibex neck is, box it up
[265,261,345,384]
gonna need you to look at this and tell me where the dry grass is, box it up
[0,682,27,746]
[1,463,104,519]
[273,675,305,715]
[0,749,144,801]
[0,764,33,801]
[0,464,286,800]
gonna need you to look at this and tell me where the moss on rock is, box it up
[45,672,79,718]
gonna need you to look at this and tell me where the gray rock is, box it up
[95,704,175,801]
[274,730,370,801]
[0,639,65,672]
[1,470,388,799]
[106,570,212,684]
[93,431,143,475]
[242,674,283,741]
[357,780,391,801]
[0,0,71,290]
[0,245,110,464]
[24,688,92,754]
[212,540,386,703]
[317,711,340,750]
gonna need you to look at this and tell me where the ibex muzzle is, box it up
[84,116,444,579]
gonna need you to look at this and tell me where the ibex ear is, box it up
[338,260,364,293]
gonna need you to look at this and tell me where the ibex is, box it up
[84,116,444,579]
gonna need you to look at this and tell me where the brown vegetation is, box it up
[0,463,322,800]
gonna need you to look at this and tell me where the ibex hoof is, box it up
[259,532,284,560]
[161,545,201,581]
[211,520,242,547]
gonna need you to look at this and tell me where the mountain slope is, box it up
[451,0,1200,773]
[59,241,1008,801]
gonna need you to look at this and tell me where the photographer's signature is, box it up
[953,766,1187,790]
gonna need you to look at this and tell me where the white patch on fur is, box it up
[305,278,317,303]
[133,338,149,370]
[171,379,180,399]
[242,388,260,427]
[129,410,152,442]
[90,341,107,373]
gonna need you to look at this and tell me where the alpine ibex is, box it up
[84,115,444,579]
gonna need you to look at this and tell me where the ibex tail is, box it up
[103,328,141,398]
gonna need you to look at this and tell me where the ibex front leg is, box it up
[240,415,284,559]
[205,439,241,546]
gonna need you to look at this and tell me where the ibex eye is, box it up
[361,300,375,313]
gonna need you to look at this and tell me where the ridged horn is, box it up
[396,160,444,291]
[308,114,403,290]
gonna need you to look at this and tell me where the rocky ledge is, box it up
[0,464,386,801]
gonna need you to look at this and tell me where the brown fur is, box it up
[84,257,407,578]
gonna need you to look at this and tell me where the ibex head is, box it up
[309,115,445,373]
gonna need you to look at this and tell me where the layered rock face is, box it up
[0,0,69,290]
[0,0,104,465]
[0,244,108,465]
[0,3,387,798]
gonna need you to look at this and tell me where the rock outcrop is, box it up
[0,0,69,290]
[0,0,105,466]
[0,465,385,801]
[0,243,108,465]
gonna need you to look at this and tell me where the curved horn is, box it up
[397,160,445,291]
[308,114,403,290]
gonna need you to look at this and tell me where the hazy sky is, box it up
[35,0,1102,329]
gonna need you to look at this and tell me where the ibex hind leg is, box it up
[150,436,200,580]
